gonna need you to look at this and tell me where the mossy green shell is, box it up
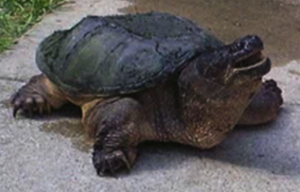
[36,12,223,96]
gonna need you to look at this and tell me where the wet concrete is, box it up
[122,0,300,65]
[27,104,92,153]
[41,119,93,153]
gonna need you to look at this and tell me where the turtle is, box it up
[10,12,283,176]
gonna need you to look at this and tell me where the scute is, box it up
[36,12,223,96]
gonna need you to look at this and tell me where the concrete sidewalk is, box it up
[0,0,300,191]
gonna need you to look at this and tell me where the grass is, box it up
[0,0,65,53]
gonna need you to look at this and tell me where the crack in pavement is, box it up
[0,76,27,83]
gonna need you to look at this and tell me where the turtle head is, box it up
[178,35,271,109]
[178,36,273,140]
[196,35,271,85]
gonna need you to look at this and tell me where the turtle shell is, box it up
[36,12,223,96]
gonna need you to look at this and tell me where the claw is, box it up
[99,161,107,176]
[35,96,45,114]
[9,93,18,105]
[38,105,44,114]
[27,109,33,118]
[13,107,19,118]
[46,103,51,114]
[107,158,116,176]
[119,152,131,171]
[93,147,135,176]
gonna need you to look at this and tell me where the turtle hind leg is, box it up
[237,79,283,125]
[10,74,68,118]
[82,98,144,176]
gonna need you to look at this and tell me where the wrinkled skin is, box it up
[10,35,283,176]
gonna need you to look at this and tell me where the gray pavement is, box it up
[0,0,300,191]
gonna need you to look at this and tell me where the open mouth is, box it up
[229,50,271,79]
[233,50,267,69]
[223,35,271,81]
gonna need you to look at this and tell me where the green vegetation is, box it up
[0,0,65,52]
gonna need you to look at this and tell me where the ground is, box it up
[0,0,300,191]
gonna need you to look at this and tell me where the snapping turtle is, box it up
[10,12,283,176]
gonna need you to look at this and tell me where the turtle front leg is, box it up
[237,79,283,125]
[82,98,144,176]
[10,74,68,117]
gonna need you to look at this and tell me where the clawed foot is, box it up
[238,78,283,125]
[263,79,283,106]
[10,86,51,118]
[92,146,137,176]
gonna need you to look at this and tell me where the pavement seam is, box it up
[0,76,27,83]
